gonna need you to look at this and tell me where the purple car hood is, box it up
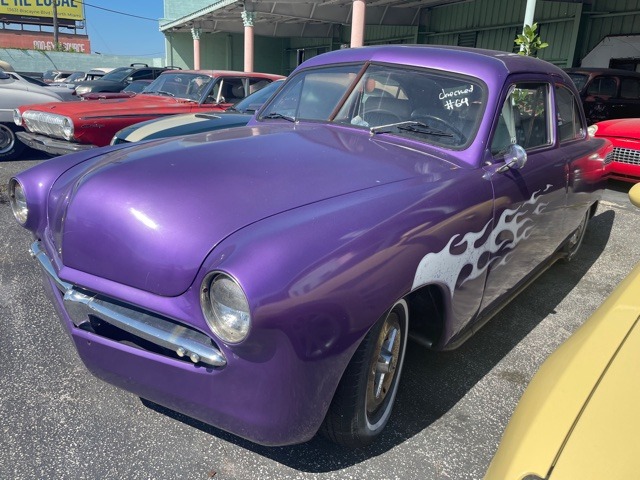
[56,124,453,296]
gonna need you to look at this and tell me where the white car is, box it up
[5,71,78,101]
[0,70,62,160]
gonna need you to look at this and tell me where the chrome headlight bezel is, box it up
[13,109,22,126]
[62,117,74,140]
[8,178,28,225]
[200,272,251,344]
[587,124,598,137]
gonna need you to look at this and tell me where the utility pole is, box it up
[52,0,59,48]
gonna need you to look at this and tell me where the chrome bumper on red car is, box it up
[16,131,96,156]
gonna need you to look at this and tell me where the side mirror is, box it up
[0,71,10,80]
[497,144,527,173]
[629,183,640,208]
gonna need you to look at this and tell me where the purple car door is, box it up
[479,79,568,312]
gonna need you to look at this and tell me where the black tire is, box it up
[0,123,26,161]
[321,299,408,448]
[562,209,589,261]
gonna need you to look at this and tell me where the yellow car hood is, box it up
[485,263,640,480]
[550,315,640,478]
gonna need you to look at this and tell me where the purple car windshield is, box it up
[260,62,486,148]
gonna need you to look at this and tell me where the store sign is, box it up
[0,31,90,52]
[0,0,84,21]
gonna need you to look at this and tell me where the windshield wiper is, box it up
[370,120,453,137]
[262,112,295,122]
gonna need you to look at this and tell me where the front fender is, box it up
[193,169,493,434]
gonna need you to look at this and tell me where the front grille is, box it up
[22,111,68,140]
[604,151,613,165]
[612,147,640,166]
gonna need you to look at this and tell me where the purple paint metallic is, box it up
[12,45,611,446]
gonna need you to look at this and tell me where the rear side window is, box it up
[586,76,617,97]
[620,78,640,99]
[555,84,585,142]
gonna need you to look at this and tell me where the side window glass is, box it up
[620,78,640,99]
[555,84,585,142]
[491,82,550,155]
[131,70,153,80]
[222,78,247,102]
[587,76,617,97]
[249,78,271,95]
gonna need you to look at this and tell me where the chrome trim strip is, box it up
[30,241,226,368]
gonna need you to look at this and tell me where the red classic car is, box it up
[13,70,283,156]
[589,118,640,183]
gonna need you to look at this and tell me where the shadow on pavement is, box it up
[142,209,615,472]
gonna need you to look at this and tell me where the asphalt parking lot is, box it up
[1,153,639,480]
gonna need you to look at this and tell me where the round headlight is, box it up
[9,178,28,225]
[201,273,251,344]
[588,124,598,137]
[13,109,22,126]
[62,117,74,140]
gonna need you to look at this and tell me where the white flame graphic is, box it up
[412,185,552,298]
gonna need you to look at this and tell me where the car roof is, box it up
[564,67,640,78]
[87,67,115,74]
[295,45,568,90]
[160,69,283,79]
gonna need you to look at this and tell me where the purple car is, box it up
[9,46,611,448]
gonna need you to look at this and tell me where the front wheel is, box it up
[321,299,408,448]
[0,123,26,161]
[562,209,589,261]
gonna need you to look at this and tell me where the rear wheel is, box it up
[321,299,408,448]
[0,123,26,161]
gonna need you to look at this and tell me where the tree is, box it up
[514,23,549,57]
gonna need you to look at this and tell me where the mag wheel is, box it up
[321,299,408,448]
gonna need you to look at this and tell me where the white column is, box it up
[350,0,366,48]
[523,0,537,30]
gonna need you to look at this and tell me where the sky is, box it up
[83,1,167,58]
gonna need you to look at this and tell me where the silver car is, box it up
[0,70,62,160]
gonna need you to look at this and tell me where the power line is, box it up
[82,2,159,22]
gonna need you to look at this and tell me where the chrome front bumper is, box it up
[31,241,226,368]
[16,131,96,156]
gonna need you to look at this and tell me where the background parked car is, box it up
[4,71,78,101]
[565,67,640,124]
[589,117,640,183]
[111,78,284,144]
[14,70,284,156]
[42,69,75,84]
[485,183,640,480]
[79,80,153,100]
[59,71,87,87]
[73,63,175,96]
[82,67,115,82]
[0,70,62,160]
